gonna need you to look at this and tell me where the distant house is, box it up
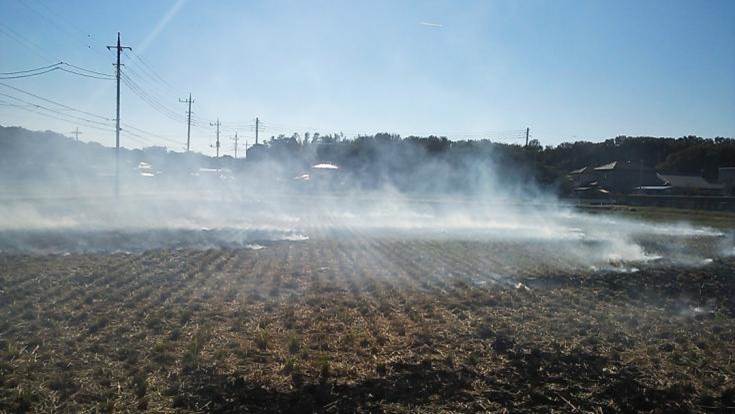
[568,161,662,194]
[592,161,663,193]
[568,166,592,187]
[656,173,725,196]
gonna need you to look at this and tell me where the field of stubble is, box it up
[1,232,734,413]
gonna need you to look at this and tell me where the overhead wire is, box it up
[0,91,113,128]
[0,15,199,149]
[0,98,115,134]
[2,11,531,150]
[59,62,113,77]
[120,73,187,123]
[127,50,178,92]
[0,61,113,80]
[57,67,113,80]
[121,122,185,147]
[0,81,112,121]
[0,67,60,79]
[0,62,61,75]
[121,51,216,132]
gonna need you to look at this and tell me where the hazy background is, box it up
[0,126,731,273]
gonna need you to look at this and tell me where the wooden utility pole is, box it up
[525,127,530,147]
[232,131,239,158]
[107,32,131,197]
[179,93,194,152]
[210,119,221,158]
[255,117,259,145]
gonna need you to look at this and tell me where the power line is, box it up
[0,62,112,78]
[0,62,61,75]
[120,73,186,123]
[0,66,113,80]
[0,67,59,79]
[120,122,184,147]
[128,50,177,92]
[57,67,114,80]
[121,55,178,102]
[120,69,185,119]
[0,100,114,134]
[0,91,113,128]
[60,62,113,77]
[0,92,181,149]
[124,50,224,125]
[120,71,212,136]
[0,82,112,121]
[120,59,214,133]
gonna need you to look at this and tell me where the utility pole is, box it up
[525,127,530,147]
[70,127,82,141]
[232,131,239,158]
[179,93,194,152]
[255,117,259,145]
[107,32,131,197]
[210,119,221,158]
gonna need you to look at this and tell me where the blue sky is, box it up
[1,0,734,154]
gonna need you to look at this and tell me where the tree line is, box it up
[255,132,735,192]
[2,125,734,195]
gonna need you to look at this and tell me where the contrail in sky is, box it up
[419,22,443,28]
[137,0,188,53]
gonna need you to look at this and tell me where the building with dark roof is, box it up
[656,173,725,196]
[574,160,662,193]
[568,166,592,187]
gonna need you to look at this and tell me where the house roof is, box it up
[569,166,587,175]
[312,163,339,170]
[656,174,725,190]
[574,187,610,194]
[594,161,618,171]
[634,185,671,191]
[593,160,656,171]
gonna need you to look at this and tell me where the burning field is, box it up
[0,199,734,412]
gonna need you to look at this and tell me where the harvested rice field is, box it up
[1,218,734,412]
